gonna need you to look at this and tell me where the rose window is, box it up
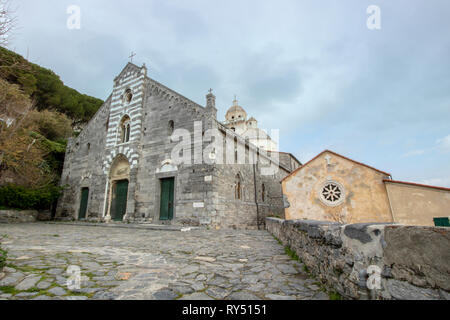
[319,181,345,206]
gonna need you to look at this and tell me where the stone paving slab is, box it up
[0,223,331,300]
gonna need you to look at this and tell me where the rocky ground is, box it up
[0,223,331,300]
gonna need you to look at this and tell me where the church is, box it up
[56,62,300,229]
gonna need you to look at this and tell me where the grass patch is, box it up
[84,272,95,280]
[0,247,7,270]
[0,234,7,269]
[329,291,343,300]
[272,235,283,246]
[0,286,19,295]
[7,263,49,274]
[272,235,301,263]
[284,246,300,262]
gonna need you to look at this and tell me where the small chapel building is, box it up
[282,150,450,226]
[56,62,300,229]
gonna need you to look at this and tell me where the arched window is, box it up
[124,89,133,103]
[262,183,266,202]
[235,174,242,200]
[119,116,131,144]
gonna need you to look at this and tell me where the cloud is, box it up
[402,149,426,158]
[420,177,450,188]
[436,135,450,153]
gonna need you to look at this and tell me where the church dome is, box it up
[225,98,247,122]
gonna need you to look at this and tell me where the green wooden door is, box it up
[112,180,128,221]
[160,178,174,221]
[78,188,89,220]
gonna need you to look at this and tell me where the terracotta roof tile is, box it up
[383,179,450,192]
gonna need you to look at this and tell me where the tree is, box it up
[0,0,16,48]
[0,78,33,132]
[24,110,73,141]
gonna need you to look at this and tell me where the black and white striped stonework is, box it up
[102,63,146,174]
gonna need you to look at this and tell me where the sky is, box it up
[8,0,450,187]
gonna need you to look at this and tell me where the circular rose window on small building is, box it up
[319,181,345,207]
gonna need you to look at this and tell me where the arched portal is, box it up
[107,154,130,221]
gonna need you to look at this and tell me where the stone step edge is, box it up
[43,221,201,232]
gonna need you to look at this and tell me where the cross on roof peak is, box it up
[129,51,136,63]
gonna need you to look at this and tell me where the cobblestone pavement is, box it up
[0,223,330,300]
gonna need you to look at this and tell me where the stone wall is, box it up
[0,210,38,223]
[266,217,450,300]
[0,210,52,223]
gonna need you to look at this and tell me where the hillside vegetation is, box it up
[0,47,103,121]
[0,47,103,211]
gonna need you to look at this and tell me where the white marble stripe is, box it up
[109,103,143,113]
[111,92,144,104]
[116,75,144,86]
[112,84,144,97]
[111,99,143,108]
[129,109,142,116]
[111,95,144,105]
[107,117,141,129]
[113,78,144,94]
[119,75,145,87]
[111,97,143,105]
[115,75,143,86]
[110,99,142,109]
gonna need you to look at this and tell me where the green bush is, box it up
[0,184,63,210]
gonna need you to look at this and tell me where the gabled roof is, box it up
[114,62,144,82]
[384,180,450,192]
[282,149,392,182]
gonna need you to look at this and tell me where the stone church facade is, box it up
[56,63,300,229]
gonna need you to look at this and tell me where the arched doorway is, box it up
[107,155,130,221]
